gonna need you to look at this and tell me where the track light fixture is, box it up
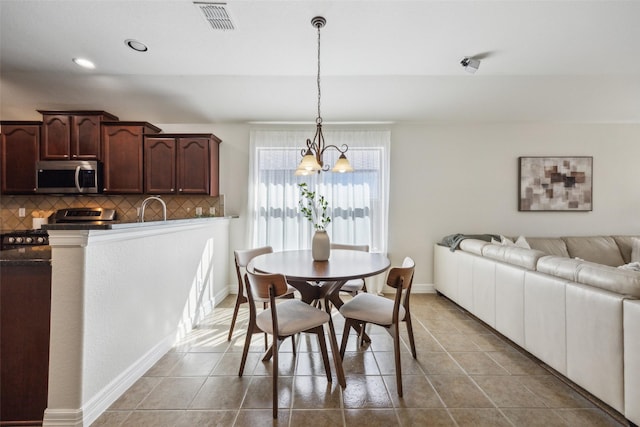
[461,56,481,74]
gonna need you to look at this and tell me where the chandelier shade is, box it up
[295,16,353,175]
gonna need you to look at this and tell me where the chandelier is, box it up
[295,16,353,176]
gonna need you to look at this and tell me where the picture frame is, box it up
[518,156,593,211]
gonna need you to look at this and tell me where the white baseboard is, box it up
[213,287,230,306]
[42,408,84,427]
[411,283,436,293]
[43,334,174,427]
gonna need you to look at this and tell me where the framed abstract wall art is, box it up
[519,156,593,211]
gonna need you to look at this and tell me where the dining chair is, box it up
[331,243,370,296]
[239,270,333,419]
[227,246,296,342]
[338,257,416,397]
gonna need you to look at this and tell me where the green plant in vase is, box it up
[298,183,331,230]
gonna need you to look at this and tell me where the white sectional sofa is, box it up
[434,235,640,426]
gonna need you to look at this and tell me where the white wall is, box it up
[159,122,640,288]
[45,219,230,426]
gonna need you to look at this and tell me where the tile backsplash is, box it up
[0,194,224,230]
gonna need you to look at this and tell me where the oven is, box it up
[0,228,51,425]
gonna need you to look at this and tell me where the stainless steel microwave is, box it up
[36,160,102,194]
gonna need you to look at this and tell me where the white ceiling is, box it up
[2,0,640,124]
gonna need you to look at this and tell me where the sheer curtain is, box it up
[248,128,390,291]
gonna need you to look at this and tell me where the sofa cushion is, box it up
[459,238,489,255]
[612,236,640,264]
[575,261,640,298]
[536,255,583,281]
[482,245,546,271]
[563,236,625,267]
[525,237,570,258]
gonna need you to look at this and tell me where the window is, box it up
[249,129,390,257]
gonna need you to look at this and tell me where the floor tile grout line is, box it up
[94,295,627,427]
[433,297,627,426]
[411,314,463,427]
[414,308,520,425]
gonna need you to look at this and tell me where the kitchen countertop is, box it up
[42,215,238,231]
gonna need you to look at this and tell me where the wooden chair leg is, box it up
[315,326,332,383]
[358,322,368,347]
[405,314,417,358]
[263,302,269,351]
[238,327,253,376]
[227,296,242,341]
[340,319,352,359]
[291,334,297,357]
[392,322,403,397]
[272,337,279,419]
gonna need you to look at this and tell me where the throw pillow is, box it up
[491,235,514,246]
[632,238,640,263]
[619,261,640,271]
[515,236,531,249]
[501,236,515,246]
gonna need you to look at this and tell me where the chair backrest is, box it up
[386,257,415,290]
[388,257,415,322]
[234,246,273,289]
[330,243,369,252]
[245,271,290,301]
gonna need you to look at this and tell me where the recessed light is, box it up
[125,39,148,52]
[72,58,95,69]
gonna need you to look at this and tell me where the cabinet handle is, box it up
[64,154,69,158]
[171,188,175,192]
[179,188,183,192]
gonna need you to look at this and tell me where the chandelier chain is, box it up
[316,22,322,124]
[295,16,353,175]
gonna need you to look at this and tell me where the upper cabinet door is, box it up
[144,137,177,194]
[39,111,118,161]
[102,125,145,194]
[102,121,160,194]
[1,123,40,194]
[72,115,102,160]
[40,114,71,160]
[177,137,210,195]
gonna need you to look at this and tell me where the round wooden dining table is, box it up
[249,249,391,388]
[250,249,390,305]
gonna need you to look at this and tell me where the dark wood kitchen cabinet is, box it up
[144,133,220,196]
[0,121,41,194]
[102,122,161,193]
[38,110,118,160]
[0,261,52,426]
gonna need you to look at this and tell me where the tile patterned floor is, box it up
[92,294,627,426]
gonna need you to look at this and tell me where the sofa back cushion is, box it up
[612,236,640,264]
[536,255,583,281]
[525,237,570,258]
[482,244,546,271]
[458,239,489,255]
[576,261,640,298]
[563,236,625,267]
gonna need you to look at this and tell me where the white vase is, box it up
[312,229,330,261]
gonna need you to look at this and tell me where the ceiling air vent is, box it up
[194,2,235,30]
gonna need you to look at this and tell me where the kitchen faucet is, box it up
[139,196,167,222]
